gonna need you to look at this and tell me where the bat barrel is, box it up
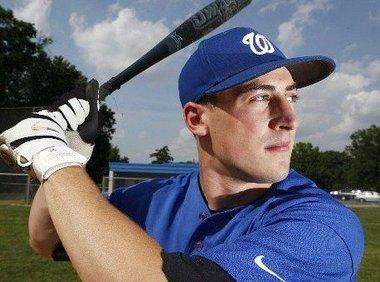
[98,41,170,100]
[99,0,252,100]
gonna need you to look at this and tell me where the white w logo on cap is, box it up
[242,32,275,55]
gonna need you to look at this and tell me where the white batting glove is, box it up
[45,79,100,160]
[0,112,86,181]
[0,80,100,182]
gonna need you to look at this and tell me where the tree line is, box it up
[291,124,379,192]
[1,6,378,192]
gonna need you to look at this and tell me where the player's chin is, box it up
[272,167,290,182]
[261,161,291,183]
[261,170,289,183]
[242,162,290,183]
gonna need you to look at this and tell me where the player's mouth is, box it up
[265,141,291,152]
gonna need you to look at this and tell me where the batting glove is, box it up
[46,79,100,160]
[0,80,100,182]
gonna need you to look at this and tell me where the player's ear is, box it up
[183,102,209,137]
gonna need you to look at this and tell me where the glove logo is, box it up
[242,32,275,55]
[31,122,46,131]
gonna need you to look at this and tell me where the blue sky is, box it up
[1,0,379,162]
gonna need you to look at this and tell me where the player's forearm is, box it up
[43,166,167,281]
[28,184,60,257]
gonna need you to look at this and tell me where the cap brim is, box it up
[205,56,335,95]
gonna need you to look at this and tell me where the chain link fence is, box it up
[0,173,39,202]
[0,107,44,203]
[0,172,151,202]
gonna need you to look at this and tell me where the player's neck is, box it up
[198,162,272,212]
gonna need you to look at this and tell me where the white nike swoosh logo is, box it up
[254,255,285,282]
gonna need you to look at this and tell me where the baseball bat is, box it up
[98,0,252,100]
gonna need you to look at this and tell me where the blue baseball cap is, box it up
[179,27,335,107]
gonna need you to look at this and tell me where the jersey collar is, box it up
[187,168,316,215]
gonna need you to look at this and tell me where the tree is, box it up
[109,144,121,162]
[149,146,174,164]
[345,124,380,192]
[291,142,352,191]
[109,144,129,163]
[120,156,130,163]
[0,7,86,106]
[179,160,198,164]
[291,142,322,183]
[317,150,351,191]
[0,6,116,183]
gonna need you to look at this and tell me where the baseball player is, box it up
[0,27,364,281]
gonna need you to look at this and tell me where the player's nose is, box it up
[268,96,298,131]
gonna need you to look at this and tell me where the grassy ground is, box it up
[0,201,378,281]
[0,201,79,282]
[353,207,380,281]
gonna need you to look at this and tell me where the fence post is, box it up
[108,170,114,194]
[101,176,105,193]
[26,175,31,203]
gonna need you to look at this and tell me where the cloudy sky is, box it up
[1,0,379,163]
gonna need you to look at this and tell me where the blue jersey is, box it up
[108,169,364,281]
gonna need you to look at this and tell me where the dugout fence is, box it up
[0,172,148,202]
[0,107,44,202]
[0,173,38,202]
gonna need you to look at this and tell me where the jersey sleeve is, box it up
[197,208,364,281]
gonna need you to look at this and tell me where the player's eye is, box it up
[286,94,300,103]
[250,94,270,102]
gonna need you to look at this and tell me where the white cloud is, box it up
[259,0,297,14]
[13,0,52,35]
[278,21,304,52]
[69,5,170,77]
[296,57,380,150]
[341,43,357,57]
[333,90,380,135]
[177,127,193,145]
[351,92,380,118]
[324,72,373,93]
[340,59,380,80]
[170,127,198,162]
[107,2,124,15]
[369,9,380,24]
[259,1,282,14]
[277,0,332,54]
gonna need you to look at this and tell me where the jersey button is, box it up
[194,241,203,251]
[198,212,208,221]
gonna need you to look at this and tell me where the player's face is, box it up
[205,67,298,183]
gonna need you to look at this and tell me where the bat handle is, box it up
[99,77,119,101]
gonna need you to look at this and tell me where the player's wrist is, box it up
[33,146,87,182]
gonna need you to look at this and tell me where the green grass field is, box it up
[0,201,78,282]
[0,201,379,281]
[354,207,380,281]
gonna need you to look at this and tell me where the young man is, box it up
[0,27,364,281]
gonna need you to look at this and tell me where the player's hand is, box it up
[47,79,100,160]
[0,79,100,181]
[0,109,87,181]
